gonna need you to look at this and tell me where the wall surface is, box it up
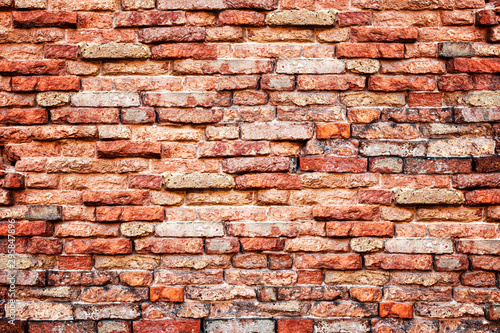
[1,0,500,332]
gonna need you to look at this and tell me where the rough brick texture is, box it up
[1,0,500,331]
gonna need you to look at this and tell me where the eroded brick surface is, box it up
[1,0,500,330]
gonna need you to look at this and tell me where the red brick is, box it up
[1,173,24,189]
[96,206,164,221]
[408,92,442,107]
[138,27,206,43]
[27,237,62,254]
[97,141,161,158]
[129,175,162,189]
[465,189,500,205]
[198,141,270,157]
[44,44,78,59]
[218,10,266,26]
[380,303,414,318]
[135,238,203,254]
[438,75,474,91]
[315,123,351,139]
[369,76,436,91]
[365,254,433,270]
[405,158,472,174]
[300,157,367,173]
[297,75,365,91]
[277,319,313,333]
[82,190,150,205]
[235,173,301,190]
[295,254,362,269]
[150,286,185,302]
[222,157,290,173]
[461,271,496,287]
[114,11,185,27]
[313,205,379,221]
[351,27,418,42]
[240,238,285,251]
[338,11,372,26]
[64,239,132,254]
[0,109,47,124]
[28,322,95,333]
[58,255,92,270]
[151,44,217,59]
[13,11,77,28]
[12,76,80,91]
[448,58,500,73]
[476,10,498,26]
[359,190,392,205]
[51,108,120,124]
[337,43,404,58]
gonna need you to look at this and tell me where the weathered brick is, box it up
[267,10,336,26]
[80,43,150,59]
[13,11,77,28]
[300,157,367,173]
[394,189,464,205]
[276,59,345,74]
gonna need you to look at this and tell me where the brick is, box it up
[405,158,472,174]
[241,123,313,140]
[448,58,500,73]
[218,10,266,26]
[97,141,161,158]
[205,320,274,333]
[138,27,206,43]
[151,44,217,60]
[133,320,200,333]
[158,108,222,124]
[351,27,418,42]
[311,301,377,318]
[297,75,365,91]
[365,254,433,270]
[338,11,371,26]
[13,11,77,28]
[457,239,500,255]
[267,10,336,26]
[97,206,163,222]
[276,59,345,74]
[385,238,453,254]
[235,173,301,190]
[44,44,78,59]
[71,92,140,107]
[28,323,95,333]
[369,157,403,173]
[300,157,367,173]
[143,92,230,107]
[222,157,290,173]
[228,222,298,237]
[438,42,474,57]
[380,303,413,318]
[80,43,150,59]
[115,11,185,27]
[428,138,495,157]
[26,204,62,220]
[369,76,435,91]
[394,188,464,205]
[164,173,234,189]
[0,109,47,125]
[277,319,313,333]
[337,43,404,58]
[65,239,132,254]
[13,76,79,92]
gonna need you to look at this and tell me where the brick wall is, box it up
[1,0,500,331]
